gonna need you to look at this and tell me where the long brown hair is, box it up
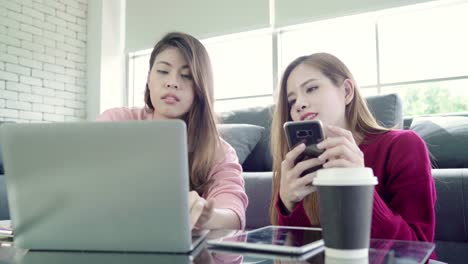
[270,53,388,225]
[144,32,221,195]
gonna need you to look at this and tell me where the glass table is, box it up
[203,238,434,264]
[0,235,434,264]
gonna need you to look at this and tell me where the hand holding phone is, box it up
[283,120,325,176]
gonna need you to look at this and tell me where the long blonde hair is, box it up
[270,53,388,225]
[144,32,221,195]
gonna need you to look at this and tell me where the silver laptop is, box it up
[0,120,207,252]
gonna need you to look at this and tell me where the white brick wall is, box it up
[0,0,87,123]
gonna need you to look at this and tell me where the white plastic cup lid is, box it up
[314,168,378,186]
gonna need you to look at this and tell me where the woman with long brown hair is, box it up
[270,53,436,245]
[97,32,247,230]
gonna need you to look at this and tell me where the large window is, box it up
[382,79,468,116]
[279,14,378,87]
[376,1,468,115]
[378,2,468,84]
[128,52,150,108]
[203,31,274,112]
[128,0,468,116]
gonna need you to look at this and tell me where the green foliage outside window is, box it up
[385,82,468,116]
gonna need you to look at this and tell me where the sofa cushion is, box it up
[218,124,264,164]
[411,116,468,168]
[219,106,274,172]
[366,93,404,129]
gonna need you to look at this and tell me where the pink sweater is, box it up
[276,130,436,244]
[97,107,249,228]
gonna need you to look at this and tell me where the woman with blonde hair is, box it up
[270,53,435,245]
[97,32,248,230]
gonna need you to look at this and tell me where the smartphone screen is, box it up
[283,120,325,176]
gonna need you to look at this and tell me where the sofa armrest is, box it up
[432,169,468,242]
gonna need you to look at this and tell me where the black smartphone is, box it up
[283,120,325,176]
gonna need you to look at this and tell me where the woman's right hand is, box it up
[279,143,324,213]
[189,191,210,230]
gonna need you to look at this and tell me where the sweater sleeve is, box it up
[203,140,248,229]
[275,193,312,227]
[95,108,131,121]
[96,108,119,121]
[371,130,436,242]
[95,107,147,121]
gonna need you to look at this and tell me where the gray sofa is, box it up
[219,94,468,264]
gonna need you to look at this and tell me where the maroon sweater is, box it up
[276,130,436,244]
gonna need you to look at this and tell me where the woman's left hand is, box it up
[316,125,364,168]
